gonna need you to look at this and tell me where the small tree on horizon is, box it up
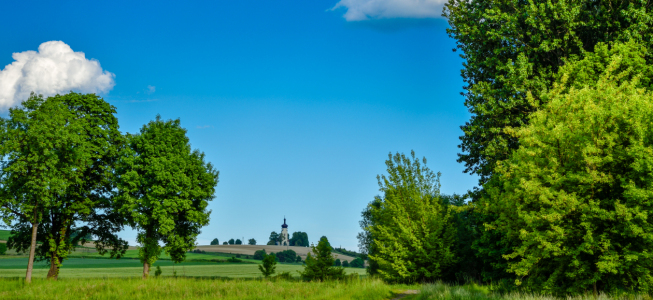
[342,260,349,267]
[222,242,228,245]
[248,238,256,245]
[228,238,235,245]
[210,238,219,245]
[334,258,341,267]
[258,252,277,277]
[235,239,242,245]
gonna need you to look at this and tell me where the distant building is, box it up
[280,217,289,246]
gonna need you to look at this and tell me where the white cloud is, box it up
[331,0,444,21]
[0,41,115,109]
[146,85,156,94]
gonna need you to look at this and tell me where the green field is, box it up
[0,229,11,241]
[0,251,367,279]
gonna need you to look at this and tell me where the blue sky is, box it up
[0,0,476,250]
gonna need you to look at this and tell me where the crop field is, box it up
[0,250,367,279]
[0,229,11,241]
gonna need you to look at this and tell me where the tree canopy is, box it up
[116,115,219,278]
[363,151,457,283]
[482,45,653,294]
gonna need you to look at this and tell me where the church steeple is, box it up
[281,216,288,228]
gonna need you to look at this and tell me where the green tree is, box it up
[248,238,256,245]
[445,0,653,186]
[350,257,364,268]
[235,239,242,245]
[482,49,653,294]
[258,252,277,277]
[334,258,341,267]
[276,249,297,263]
[342,260,349,268]
[365,151,457,283]
[299,236,345,281]
[210,238,219,245]
[267,231,279,245]
[290,231,309,247]
[0,93,128,281]
[228,238,235,245]
[116,115,219,279]
[222,242,227,245]
[253,249,266,260]
[0,243,6,255]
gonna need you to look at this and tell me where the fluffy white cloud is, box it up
[331,0,444,21]
[0,41,115,109]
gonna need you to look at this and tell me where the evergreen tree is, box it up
[299,237,345,281]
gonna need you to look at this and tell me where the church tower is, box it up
[280,217,289,246]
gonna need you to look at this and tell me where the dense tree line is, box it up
[0,93,219,282]
[359,0,653,295]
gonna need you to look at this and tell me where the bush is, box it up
[258,253,277,277]
[227,257,242,263]
[254,249,266,260]
[154,266,162,277]
[334,259,341,267]
[276,249,297,263]
[273,271,293,280]
[350,257,364,268]
[342,260,350,267]
[0,243,6,255]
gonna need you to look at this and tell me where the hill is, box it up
[194,245,357,262]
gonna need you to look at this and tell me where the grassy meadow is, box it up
[0,277,396,300]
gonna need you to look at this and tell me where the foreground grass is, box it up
[0,277,393,300]
[417,282,653,300]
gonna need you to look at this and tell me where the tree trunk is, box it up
[593,282,598,299]
[143,262,150,279]
[25,222,38,284]
[46,255,61,280]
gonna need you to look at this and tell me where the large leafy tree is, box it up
[444,0,653,185]
[1,93,128,281]
[483,46,653,294]
[116,115,219,279]
[362,151,457,283]
[0,94,69,283]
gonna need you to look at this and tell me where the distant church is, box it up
[279,217,289,246]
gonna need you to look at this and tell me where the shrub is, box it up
[154,266,162,277]
[259,253,277,277]
[342,260,350,267]
[350,257,364,268]
[254,249,266,260]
